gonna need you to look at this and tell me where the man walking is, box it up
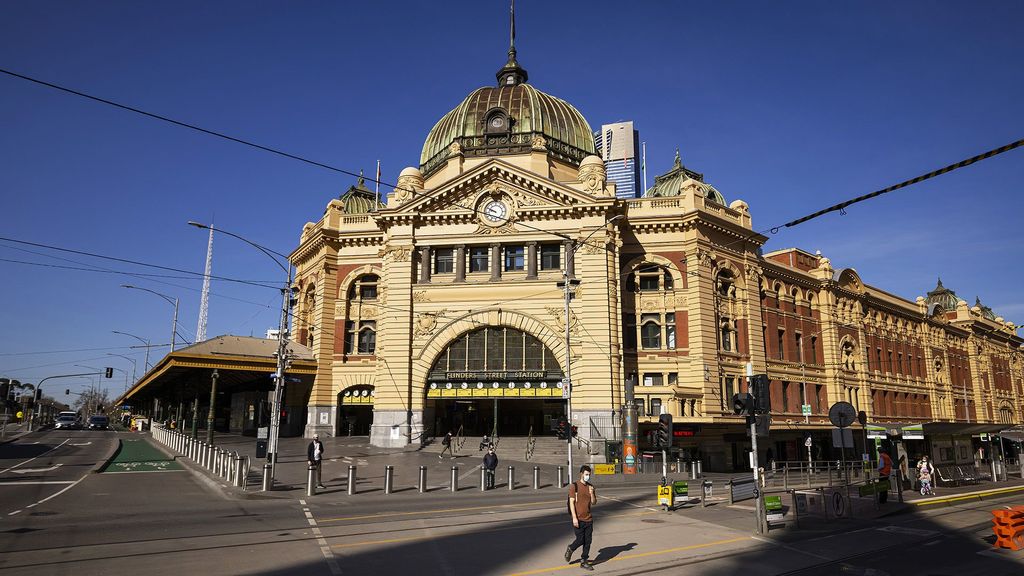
[565,465,597,571]
[307,434,326,489]
[482,444,498,489]
[439,430,454,459]
[877,447,893,505]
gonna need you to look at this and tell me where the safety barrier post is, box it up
[347,465,357,495]
[533,466,540,490]
[450,466,459,492]
[384,465,394,494]
[262,463,272,491]
[419,466,428,493]
[507,465,515,490]
[307,464,317,496]
[557,466,565,489]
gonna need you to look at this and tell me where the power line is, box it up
[0,345,152,357]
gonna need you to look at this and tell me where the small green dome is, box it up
[337,175,383,214]
[420,82,596,177]
[643,150,725,205]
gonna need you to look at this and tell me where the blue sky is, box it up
[1,1,1022,398]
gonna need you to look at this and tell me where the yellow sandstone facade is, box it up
[288,50,1023,468]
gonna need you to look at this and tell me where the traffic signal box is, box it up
[656,413,673,448]
[733,375,771,417]
[555,417,569,440]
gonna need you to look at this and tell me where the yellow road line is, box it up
[318,498,562,523]
[911,485,1024,507]
[331,510,658,549]
[504,536,752,576]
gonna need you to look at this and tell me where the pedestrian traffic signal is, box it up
[66,389,70,395]
[656,414,673,448]
[750,374,771,414]
[105,367,113,378]
[555,418,569,440]
[732,392,754,416]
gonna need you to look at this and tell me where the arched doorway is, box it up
[338,385,374,436]
[426,326,564,437]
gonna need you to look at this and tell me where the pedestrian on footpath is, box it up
[565,465,597,571]
[439,430,454,459]
[482,445,498,489]
[917,455,935,496]
[308,434,326,488]
[877,448,893,505]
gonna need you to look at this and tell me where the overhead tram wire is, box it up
[5,68,1021,325]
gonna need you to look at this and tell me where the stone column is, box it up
[419,246,432,284]
[455,245,466,282]
[526,242,538,279]
[490,243,502,282]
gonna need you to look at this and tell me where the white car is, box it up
[54,415,80,429]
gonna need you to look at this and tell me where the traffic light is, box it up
[732,392,754,416]
[656,413,673,448]
[750,374,771,414]
[66,389,70,395]
[570,425,578,438]
[105,367,113,378]
[555,418,569,440]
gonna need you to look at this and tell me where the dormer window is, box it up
[485,108,509,134]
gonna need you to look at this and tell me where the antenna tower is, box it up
[196,225,214,342]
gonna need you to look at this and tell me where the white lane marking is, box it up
[0,438,71,474]
[70,441,92,446]
[876,526,938,537]
[0,477,74,481]
[8,509,22,515]
[28,473,89,507]
[602,494,659,513]
[303,505,342,576]
[11,464,63,474]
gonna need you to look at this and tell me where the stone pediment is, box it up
[384,159,610,217]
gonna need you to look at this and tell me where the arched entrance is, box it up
[338,385,374,436]
[426,326,565,437]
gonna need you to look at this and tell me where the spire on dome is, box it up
[496,0,528,86]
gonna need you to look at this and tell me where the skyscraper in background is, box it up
[593,121,642,199]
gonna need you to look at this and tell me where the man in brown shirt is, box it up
[565,465,597,570]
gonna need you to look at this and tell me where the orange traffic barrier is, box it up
[991,505,1024,550]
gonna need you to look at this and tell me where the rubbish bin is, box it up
[672,481,689,503]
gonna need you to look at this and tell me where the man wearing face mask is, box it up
[565,465,597,571]
[482,444,498,490]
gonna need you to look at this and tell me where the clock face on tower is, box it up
[483,200,507,222]
[489,116,506,129]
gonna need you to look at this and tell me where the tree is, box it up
[74,388,111,415]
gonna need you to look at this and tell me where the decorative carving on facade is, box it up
[510,189,540,207]
[412,290,430,303]
[379,246,412,262]
[640,299,660,311]
[580,240,605,255]
[414,310,446,338]
[745,264,763,283]
[448,141,462,156]
[546,306,581,336]
[531,135,547,150]
[674,295,687,307]
[577,161,607,195]
[359,306,378,320]
[696,248,716,268]
[473,222,518,235]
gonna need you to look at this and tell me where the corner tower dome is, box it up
[419,13,595,177]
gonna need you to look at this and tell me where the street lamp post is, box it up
[189,221,293,485]
[557,214,623,474]
[122,285,180,352]
[112,331,152,372]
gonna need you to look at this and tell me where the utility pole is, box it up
[206,369,219,444]
[561,269,577,475]
[748,364,765,535]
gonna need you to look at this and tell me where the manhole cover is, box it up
[641,519,666,524]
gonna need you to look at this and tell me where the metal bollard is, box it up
[450,466,459,492]
[557,466,565,488]
[676,458,682,475]
[307,464,317,496]
[681,460,689,480]
[691,461,697,480]
[262,463,272,491]
[419,466,428,493]
[508,465,515,491]
[533,466,540,490]
[480,466,487,491]
[347,465,357,495]
[234,454,244,487]
[697,460,703,478]
[384,466,394,494]
[214,449,222,477]
[241,456,250,491]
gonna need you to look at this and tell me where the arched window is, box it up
[635,264,673,292]
[720,318,736,352]
[429,327,561,376]
[640,314,662,349]
[716,270,736,298]
[773,283,783,309]
[344,273,380,355]
[841,339,857,371]
[302,286,316,347]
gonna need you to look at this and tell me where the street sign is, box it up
[831,428,854,448]
[828,402,857,428]
[804,436,813,448]
[801,404,812,416]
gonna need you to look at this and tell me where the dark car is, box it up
[87,415,109,430]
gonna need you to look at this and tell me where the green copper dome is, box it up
[643,150,726,205]
[419,82,596,177]
[337,175,383,214]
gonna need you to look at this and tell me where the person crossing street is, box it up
[565,465,597,571]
